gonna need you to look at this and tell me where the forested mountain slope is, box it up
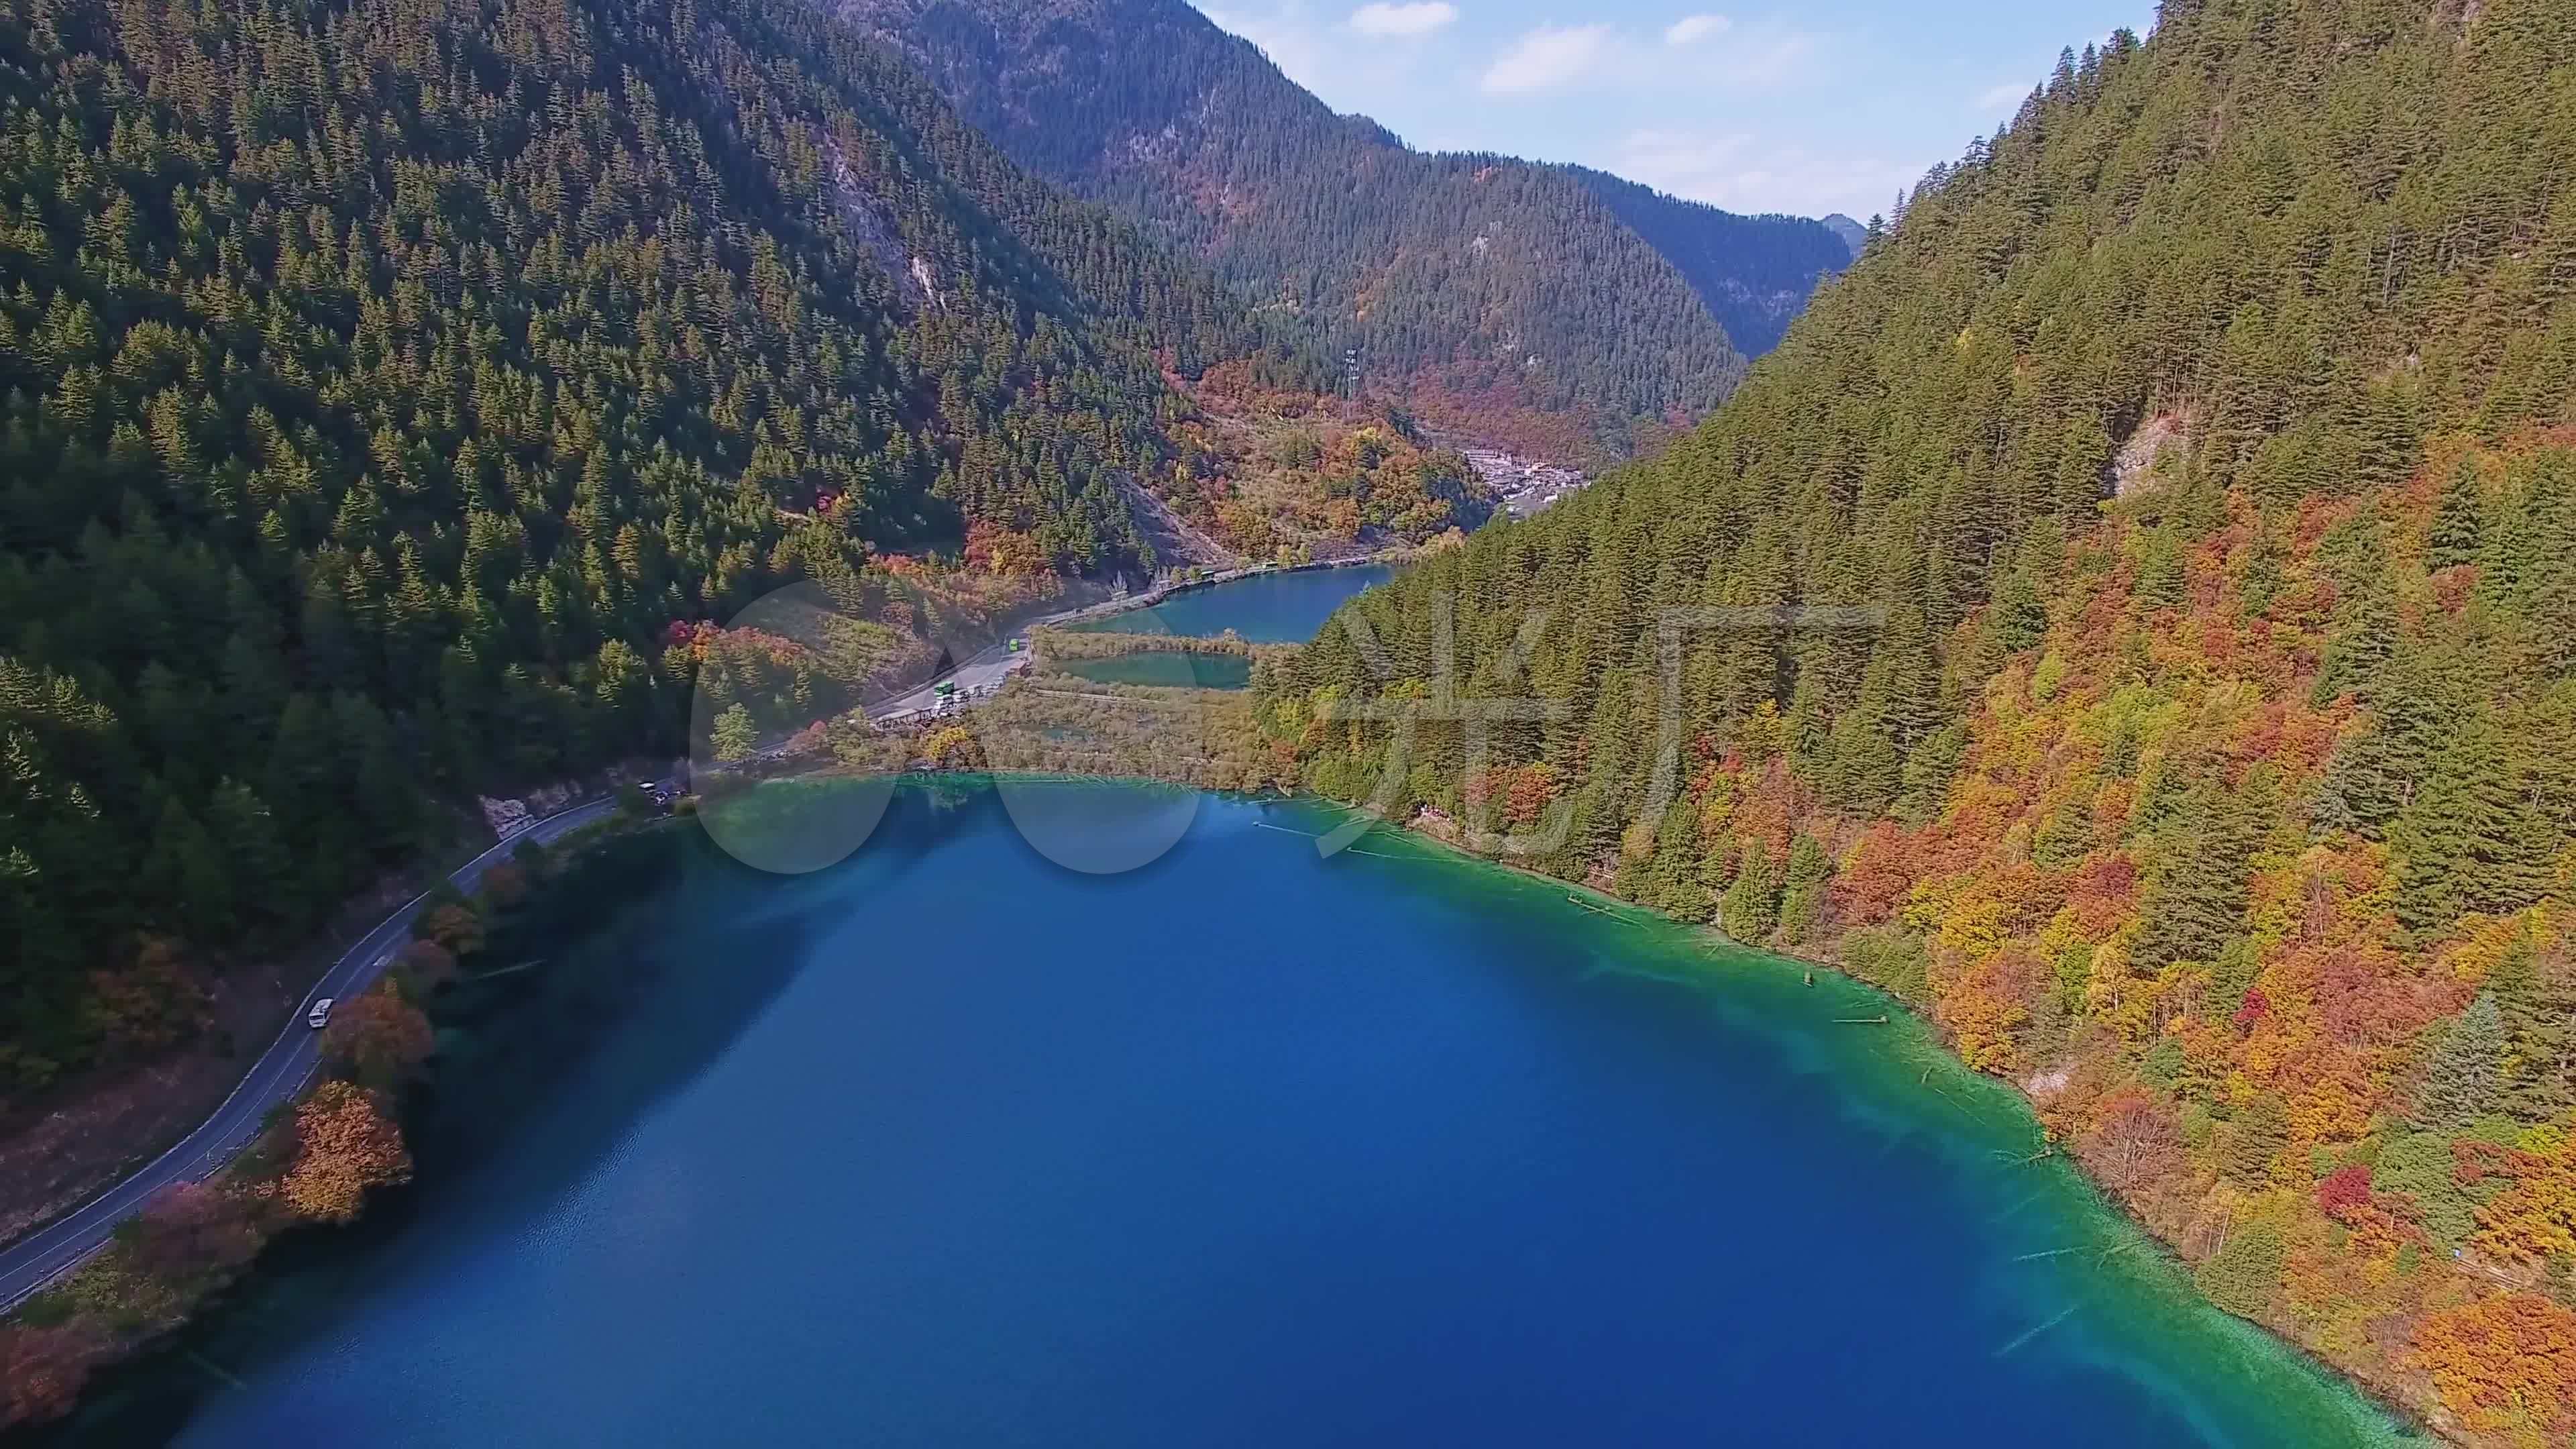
[0,0,1311,1093]
[1567,167,1853,356]
[1264,1,2576,1438]
[830,0,1847,459]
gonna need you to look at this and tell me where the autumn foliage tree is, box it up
[78,939,211,1061]
[2416,1292,2576,1434]
[321,985,437,1089]
[920,726,989,770]
[476,862,531,911]
[392,939,461,996]
[278,1081,413,1225]
[0,1323,111,1429]
[413,902,487,959]
[119,1181,266,1289]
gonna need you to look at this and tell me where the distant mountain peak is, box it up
[1819,214,1868,261]
[833,0,1846,461]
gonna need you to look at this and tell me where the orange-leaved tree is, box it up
[2414,1291,2576,1434]
[320,985,436,1088]
[278,1081,413,1224]
[0,1323,111,1429]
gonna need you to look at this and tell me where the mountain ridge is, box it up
[1564,166,1854,356]
[829,0,1849,460]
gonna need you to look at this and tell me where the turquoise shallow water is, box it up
[1056,651,1253,688]
[64,780,2411,1448]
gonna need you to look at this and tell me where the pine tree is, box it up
[2133,774,2270,969]
[2420,994,2506,1129]
[711,703,759,764]
[1777,835,1833,943]
[1640,800,1709,920]
[140,797,230,941]
[2224,1092,2291,1188]
[2392,714,2555,934]
[2489,934,2576,1122]
[2031,792,2095,867]
[1894,723,1968,826]
[1721,847,1780,942]
[204,780,292,925]
[2309,560,2400,704]
[2428,454,2486,570]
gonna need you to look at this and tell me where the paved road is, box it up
[869,639,1032,724]
[859,565,1344,729]
[0,796,629,1313]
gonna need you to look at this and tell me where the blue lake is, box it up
[1071,563,1394,642]
[104,781,2406,1448]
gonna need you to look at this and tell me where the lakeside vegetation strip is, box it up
[1030,627,1261,661]
[1173,769,2406,1439]
[771,710,2424,1439]
[0,802,675,1428]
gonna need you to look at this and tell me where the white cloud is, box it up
[1350,1,1458,37]
[1615,127,1927,221]
[1481,23,1615,96]
[1617,127,1754,197]
[1972,80,2029,113]
[1201,2,1452,115]
[1664,14,1730,46]
[1716,20,1818,80]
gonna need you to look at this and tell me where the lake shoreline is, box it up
[9,759,2426,1444]
[743,762,2442,1446]
[58,775,2420,1447]
[1288,790,2445,1448]
[0,804,685,1440]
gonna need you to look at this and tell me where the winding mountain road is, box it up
[0,796,627,1314]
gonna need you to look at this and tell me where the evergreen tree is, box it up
[1721,848,1781,942]
[2392,714,2555,934]
[2133,775,2270,970]
[1777,835,1833,943]
[2428,455,2486,570]
[204,780,292,926]
[2310,559,2400,704]
[712,705,760,765]
[2223,1092,2291,1189]
[140,798,230,941]
[2420,994,2507,1129]
[2488,936,2576,1122]
[2031,792,2096,868]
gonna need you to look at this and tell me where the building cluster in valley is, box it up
[1462,449,1589,519]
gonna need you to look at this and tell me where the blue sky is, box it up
[1191,1,2154,221]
